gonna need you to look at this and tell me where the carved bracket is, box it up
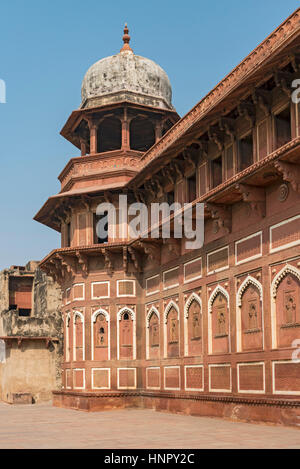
[128,246,143,272]
[137,241,161,265]
[236,183,266,218]
[251,89,271,117]
[163,238,181,257]
[238,101,255,126]
[219,117,236,143]
[205,203,232,233]
[274,160,300,193]
[76,251,89,276]
[274,70,294,97]
[182,149,197,171]
[208,128,223,151]
[102,248,114,275]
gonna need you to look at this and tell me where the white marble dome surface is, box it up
[81,49,173,110]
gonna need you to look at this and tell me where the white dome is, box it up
[81,27,173,110]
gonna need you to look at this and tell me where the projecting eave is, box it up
[128,8,300,189]
[34,180,129,232]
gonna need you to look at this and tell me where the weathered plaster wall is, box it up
[0,265,63,403]
[0,341,58,403]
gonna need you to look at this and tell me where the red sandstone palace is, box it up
[35,10,300,425]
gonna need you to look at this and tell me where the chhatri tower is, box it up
[35,11,300,427]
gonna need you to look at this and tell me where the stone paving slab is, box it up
[0,402,299,449]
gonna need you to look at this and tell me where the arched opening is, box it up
[208,286,230,355]
[118,309,135,360]
[97,117,122,153]
[237,280,263,352]
[130,117,155,151]
[186,299,202,357]
[274,270,300,348]
[93,312,109,360]
[165,305,179,358]
[74,313,84,361]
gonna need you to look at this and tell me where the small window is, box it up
[94,212,108,244]
[187,173,197,202]
[123,313,129,321]
[19,309,31,317]
[212,156,223,188]
[275,106,291,149]
[238,133,253,172]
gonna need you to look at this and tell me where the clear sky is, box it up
[0,0,299,270]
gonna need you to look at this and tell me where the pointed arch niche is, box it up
[163,301,180,358]
[184,293,203,357]
[208,286,230,355]
[271,264,300,349]
[73,311,85,361]
[236,276,264,353]
[91,308,110,361]
[65,312,71,362]
[117,307,136,360]
[146,306,160,360]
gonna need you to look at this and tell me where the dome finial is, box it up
[120,23,133,53]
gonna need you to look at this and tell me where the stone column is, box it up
[121,108,130,151]
[80,138,87,156]
[89,120,98,155]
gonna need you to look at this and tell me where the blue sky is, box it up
[0,0,299,270]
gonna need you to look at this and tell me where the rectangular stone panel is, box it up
[146,275,160,296]
[164,366,180,390]
[73,283,84,300]
[184,257,202,283]
[118,368,136,389]
[92,368,110,389]
[146,367,160,389]
[209,365,231,392]
[207,247,229,274]
[117,280,135,296]
[238,363,265,393]
[92,281,109,299]
[273,361,300,395]
[270,215,300,253]
[185,365,204,391]
[235,232,262,265]
[163,267,179,290]
[73,369,85,389]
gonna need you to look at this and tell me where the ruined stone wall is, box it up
[0,265,63,403]
[0,341,59,403]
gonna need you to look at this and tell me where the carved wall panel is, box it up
[241,285,263,351]
[187,300,202,356]
[276,273,300,348]
[167,307,179,357]
[211,293,229,354]
[93,313,109,361]
[148,313,160,359]
[119,313,134,359]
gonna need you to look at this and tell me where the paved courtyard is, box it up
[0,402,299,449]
